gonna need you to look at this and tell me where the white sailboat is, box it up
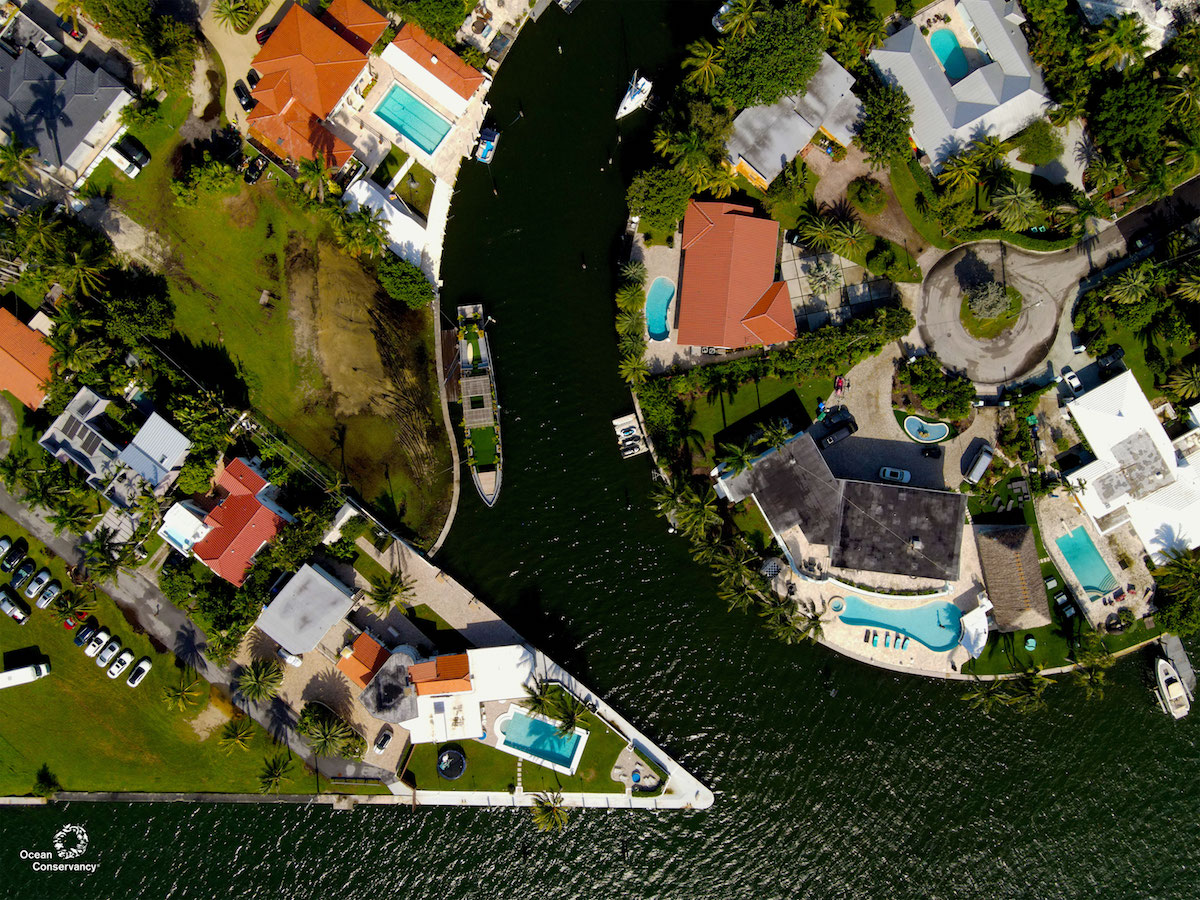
[1156,658,1191,719]
[617,71,652,119]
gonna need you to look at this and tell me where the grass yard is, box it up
[1087,316,1191,401]
[352,550,391,587]
[389,160,436,219]
[405,603,469,651]
[0,512,325,795]
[371,145,409,187]
[469,426,498,466]
[731,499,775,555]
[960,287,1022,340]
[889,159,954,251]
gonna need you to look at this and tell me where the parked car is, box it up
[85,628,110,657]
[921,445,942,459]
[1061,366,1083,394]
[126,657,152,688]
[965,443,994,485]
[256,24,274,45]
[244,154,268,185]
[879,467,912,484]
[233,80,255,112]
[0,585,29,625]
[0,536,11,561]
[115,135,150,168]
[247,68,260,89]
[10,558,35,590]
[1,538,27,573]
[96,637,121,668]
[821,422,857,448]
[373,728,393,755]
[107,649,134,679]
[57,18,86,40]
[1070,330,1086,354]
[277,647,302,668]
[74,619,98,647]
[37,580,62,610]
[25,567,52,601]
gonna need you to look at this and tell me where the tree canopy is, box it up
[626,167,692,233]
[1090,73,1169,167]
[717,1,823,109]
[377,256,435,309]
[852,78,914,170]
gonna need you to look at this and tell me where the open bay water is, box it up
[3,3,1200,897]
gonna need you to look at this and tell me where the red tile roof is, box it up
[0,308,51,409]
[392,24,485,101]
[192,458,285,587]
[675,201,795,349]
[336,632,391,688]
[409,652,472,694]
[248,4,368,165]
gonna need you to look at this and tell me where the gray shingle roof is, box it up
[834,480,966,580]
[0,48,126,169]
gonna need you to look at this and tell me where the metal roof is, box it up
[254,564,356,654]
[119,413,191,488]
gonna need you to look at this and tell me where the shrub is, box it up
[847,176,886,215]
[717,2,823,107]
[120,97,161,129]
[967,281,1009,319]
[176,456,215,495]
[626,167,691,233]
[377,256,435,309]
[831,144,847,162]
[458,44,487,69]
[899,355,976,420]
[1016,119,1064,167]
[763,158,811,215]
[383,0,469,44]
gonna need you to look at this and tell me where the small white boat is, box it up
[1156,658,1191,719]
[617,71,652,119]
[475,127,499,164]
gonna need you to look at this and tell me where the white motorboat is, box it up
[1156,657,1191,719]
[617,71,652,119]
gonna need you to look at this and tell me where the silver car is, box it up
[96,637,121,667]
[35,579,61,609]
[84,628,110,657]
[24,567,51,600]
[107,649,134,679]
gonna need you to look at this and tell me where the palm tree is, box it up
[797,214,838,251]
[1073,665,1108,700]
[0,448,33,489]
[795,600,824,643]
[366,569,415,613]
[304,716,353,757]
[615,283,645,312]
[960,677,1014,715]
[723,0,767,39]
[46,497,91,535]
[49,591,95,625]
[705,165,738,199]
[717,438,758,475]
[80,526,126,583]
[549,691,587,738]
[46,327,105,375]
[213,0,253,32]
[1084,155,1124,193]
[23,468,66,511]
[762,605,801,643]
[675,484,722,542]
[757,419,791,451]
[219,716,255,752]
[937,154,981,195]
[0,135,36,186]
[530,791,569,832]
[258,752,293,794]
[649,475,689,521]
[618,352,649,385]
[817,0,849,34]
[1087,14,1148,70]
[1167,76,1200,117]
[1168,365,1200,399]
[970,135,1006,167]
[1105,263,1158,305]
[855,16,889,54]
[522,678,557,718]
[615,310,644,337]
[682,39,723,93]
[162,673,203,711]
[620,260,647,286]
[237,658,284,702]
[989,183,1040,231]
[127,39,180,89]
[830,220,867,258]
[296,155,340,204]
[1010,668,1055,714]
[57,250,106,298]
[1154,547,1200,599]
[15,206,60,258]
[1174,271,1200,304]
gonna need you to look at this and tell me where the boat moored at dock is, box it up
[617,71,652,119]
[1156,657,1191,719]
[458,305,503,507]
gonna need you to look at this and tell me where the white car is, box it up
[35,580,61,610]
[84,628,110,657]
[24,567,51,600]
[107,649,134,679]
[1062,366,1083,394]
[96,637,121,668]
[126,658,152,687]
[879,467,912,484]
[712,1,732,30]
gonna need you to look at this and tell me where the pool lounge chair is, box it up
[901,636,909,650]
[872,631,879,647]
[863,629,871,643]
[884,633,891,648]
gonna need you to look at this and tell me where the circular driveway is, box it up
[917,241,1084,385]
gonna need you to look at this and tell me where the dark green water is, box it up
[4,4,1200,898]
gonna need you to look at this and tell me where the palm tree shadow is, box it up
[247,626,279,662]
[301,667,354,721]
[265,696,296,745]
[174,624,205,671]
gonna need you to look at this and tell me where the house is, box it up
[336,631,391,688]
[715,433,967,581]
[255,564,357,656]
[118,413,192,496]
[0,33,132,182]
[248,0,387,167]
[380,24,486,122]
[974,525,1052,630]
[38,387,124,492]
[1065,369,1200,563]
[160,457,292,586]
[726,53,861,191]
[869,0,1049,168]
[0,307,52,409]
[675,201,794,350]
[1076,0,1185,53]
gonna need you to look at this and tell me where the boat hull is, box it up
[617,77,652,119]
[1156,658,1190,719]
[457,304,503,508]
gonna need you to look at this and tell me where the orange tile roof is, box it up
[675,201,794,349]
[408,652,471,694]
[219,457,268,496]
[321,0,388,54]
[392,24,485,101]
[251,5,368,118]
[0,308,51,409]
[193,458,285,586]
[336,632,391,688]
[415,676,472,695]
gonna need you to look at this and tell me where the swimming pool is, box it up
[838,595,963,652]
[374,84,452,155]
[646,277,675,340]
[930,29,969,82]
[1055,526,1118,598]
[494,705,589,774]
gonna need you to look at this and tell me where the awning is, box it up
[959,596,993,659]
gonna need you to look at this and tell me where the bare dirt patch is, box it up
[284,232,319,367]
[225,190,259,229]
[190,698,231,739]
[809,144,927,255]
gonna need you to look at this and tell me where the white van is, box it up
[0,661,50,690]
[107,146,141,178]
[965,443,994,485]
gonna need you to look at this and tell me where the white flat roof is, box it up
[254,564,356,654]
[343,177,428,270]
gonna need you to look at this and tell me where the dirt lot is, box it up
[314,244,390,418]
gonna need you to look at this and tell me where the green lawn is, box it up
[888,159,954,251]
[1087,316,1190,401]
[371,145,409,187]
[469,426,498,466]
[352,550,391,587]
[731,499,775,555]
[390,160,436,219]
[0,512,325,795]
[690,375,835,466]
[405,603,469,651]
[960,287,1023,340]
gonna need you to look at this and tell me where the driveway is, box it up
[200,0,290,131]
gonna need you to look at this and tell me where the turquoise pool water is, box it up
[374,84,452,155]
[903,415,950,443]
[646,277,675,340]
[838,595,963,652]
[500,709,580,768]
[1055,526,1118,598]
[931,29,969,81]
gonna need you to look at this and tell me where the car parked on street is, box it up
[96,637,121,667]
[126,658,152,687]
[0,585,29,624]
[25,567,52,601]
[85,628,110,657]
[74,619,98,647]
[1,538,26,573]
[36,580,62,610]
[107,649,134,679]
[879,467,912,484]
[11,558,35,590]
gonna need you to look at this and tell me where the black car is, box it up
[247,68,260,89]
[244,155,268,184]
[115,135,150,168]
[821,422,858,447]
[0,537,27,573]
[233,80,256,112]
[74,618,99,647]
[58,18,86,41]
[10,558,35,590]
[921,445,943,459]
[256,24,275,45]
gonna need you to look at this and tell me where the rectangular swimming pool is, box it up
[494,705,589,774]
[373,84,452,155]
[1055,526,1118,599]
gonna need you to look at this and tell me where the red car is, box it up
[256,25,274,45]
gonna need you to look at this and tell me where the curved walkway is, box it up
[428,291,462,556]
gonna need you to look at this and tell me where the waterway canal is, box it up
[3,3,1199,897]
